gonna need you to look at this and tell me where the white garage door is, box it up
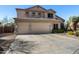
[17,22,52,34]
[17,22,29,34]
[31,23,51,33]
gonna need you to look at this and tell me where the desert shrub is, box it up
[67,31,74,35]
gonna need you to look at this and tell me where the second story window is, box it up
[26,12,29,16]
[38,12,41,17]
[48,13,53,18]
[32,11,36,16]
[26,12,29,14]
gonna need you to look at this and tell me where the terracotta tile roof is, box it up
[16,5,56,13]
[25,5,47,11]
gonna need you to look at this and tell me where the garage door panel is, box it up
[31,23,51,33]
[17,23,29,34]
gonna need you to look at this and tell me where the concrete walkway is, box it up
[7,34,79,54]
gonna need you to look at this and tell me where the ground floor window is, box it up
[61,23,64,29]
[53,24,58,30]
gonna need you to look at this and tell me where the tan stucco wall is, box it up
[17,10,48,18]
[16,10,26,19]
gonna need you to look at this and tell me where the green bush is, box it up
[67,31,74,35]
[52,29,65,33]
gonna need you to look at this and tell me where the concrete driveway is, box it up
[7,34,79,54]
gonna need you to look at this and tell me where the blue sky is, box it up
[0,5,79,22]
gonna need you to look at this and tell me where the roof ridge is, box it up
[25,5,47,11]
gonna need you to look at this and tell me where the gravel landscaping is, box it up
[0,33,16,53]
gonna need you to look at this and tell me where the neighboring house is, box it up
[14,5,65,34]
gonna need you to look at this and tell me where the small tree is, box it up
[2,17,15,33]
[67,16,79,31]
[72,16,79,31]
[66,16,73,31]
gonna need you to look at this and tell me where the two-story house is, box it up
[14,5,65,34]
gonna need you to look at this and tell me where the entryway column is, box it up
[53,14,56,19]
[45,13,47,18]
[49,24,53,32]
[29,12,32,17]
[58,23,61,29]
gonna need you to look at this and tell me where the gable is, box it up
[25,5,47,12]
[56,15,65,22]
[48,9,56,13]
